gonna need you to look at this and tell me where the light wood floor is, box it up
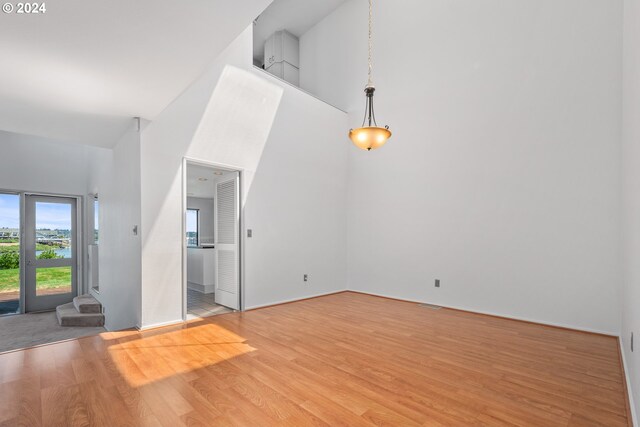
[0,292,630,426]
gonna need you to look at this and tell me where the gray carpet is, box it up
[0,311,105,353]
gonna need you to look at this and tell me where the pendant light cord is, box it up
[361,0,376,127]
[367,0,373,88]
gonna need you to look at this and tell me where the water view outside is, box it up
[0,196,74,313]
[34,202,73,295]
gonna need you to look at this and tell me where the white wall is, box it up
[622,0,640,420]
[88,120,142,330]
[139,27,349,328]
[301,0,622,334]
[0,130,105,196]
[187,197,214,244]
[299,1,363,111]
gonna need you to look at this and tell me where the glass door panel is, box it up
[25,195,77,312]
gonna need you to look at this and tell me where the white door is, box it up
[214,172,240,310]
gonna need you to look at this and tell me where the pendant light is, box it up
[349,0,391,151]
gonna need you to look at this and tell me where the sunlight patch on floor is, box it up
[107,322,256,387]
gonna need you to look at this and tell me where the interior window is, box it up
[186,209,199,247]
[93,196,99,244]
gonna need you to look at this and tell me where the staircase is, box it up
[56,294,105,327]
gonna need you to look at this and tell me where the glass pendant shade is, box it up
[349,126,391,151]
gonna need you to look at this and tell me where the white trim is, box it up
[137,318,184,331]
[620,337,638,427]
[19,192,25,314]
[348,290,619,336]
[245,290,347,311]
[252,66,348,114]
[181,158,188,321]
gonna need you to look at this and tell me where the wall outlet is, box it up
[435,279,440,288]
[303,274,308,282]
[247,229,252,238]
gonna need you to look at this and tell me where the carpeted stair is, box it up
[56,294,104,327]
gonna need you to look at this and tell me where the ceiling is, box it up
[186,164,231,199]
[253,0,348,62]
[0,0,271,148]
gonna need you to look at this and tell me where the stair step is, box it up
[56,302,105,327]
[73,294,101,314]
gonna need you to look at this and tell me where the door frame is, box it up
[0,188,83,315]
[24,194,79,312]
[181,158,245,321]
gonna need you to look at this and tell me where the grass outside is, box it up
[0,267,71,293]
[0,244,53,253]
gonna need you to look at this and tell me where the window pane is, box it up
[35,202,72,259]
[0,193,20,314]
[94,199,99,244]
[36,266,72,296]
[186,210,198,246]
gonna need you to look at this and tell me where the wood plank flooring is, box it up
[0,291,630,426]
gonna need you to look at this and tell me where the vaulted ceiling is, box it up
[0,0,271,147]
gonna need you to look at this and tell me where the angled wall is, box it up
[139,28,349,328]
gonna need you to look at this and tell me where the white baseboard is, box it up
[347,290,618,336]
[137,318,184,331]
[187,282,215,294]
[245,289,347,311]
[619,337,638,427]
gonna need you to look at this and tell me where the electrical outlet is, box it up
[303,274,308,282]
[247,229,252,238]
[435,279,440,288]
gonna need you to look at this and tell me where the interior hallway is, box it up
[0,292,629,426]
[186,288,233,319]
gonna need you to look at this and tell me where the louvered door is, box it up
[214,172,240,310]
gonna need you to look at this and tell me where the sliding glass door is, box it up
[0,193,20,315]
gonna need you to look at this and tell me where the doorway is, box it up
[183,160,242,320]
[24,195,78,312]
